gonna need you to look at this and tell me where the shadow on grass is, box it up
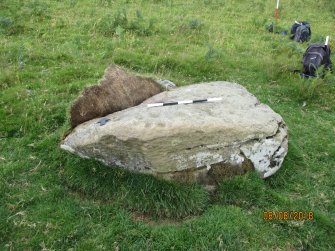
[54,133,308,221]
[214,141,306,210]
[61,154,209,220]
[0,193,12,246]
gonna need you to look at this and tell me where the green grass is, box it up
[1,0,335,250]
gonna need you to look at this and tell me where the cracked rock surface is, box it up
[61,81,288,186]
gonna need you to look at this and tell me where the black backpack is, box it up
[302,44,332,78]
[290,21,311,43]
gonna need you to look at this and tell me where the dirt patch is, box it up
[208,158,254,183]
[70,64,161,128]
[155,159,254,192]
[130,211,196,226]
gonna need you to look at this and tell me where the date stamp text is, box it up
[263,211,314,221]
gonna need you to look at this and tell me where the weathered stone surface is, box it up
[157,79,177,90]
[61,81,288,186]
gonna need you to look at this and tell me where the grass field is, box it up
[1,0,335,250]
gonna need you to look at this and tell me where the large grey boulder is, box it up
[61,81,288,187]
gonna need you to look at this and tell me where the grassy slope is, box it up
[1,0,334,250]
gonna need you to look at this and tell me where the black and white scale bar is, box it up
[147,97,222,108]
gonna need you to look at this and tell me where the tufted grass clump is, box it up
[0,16,25,36]
[24,0,51,20]
[127,10,155,36]
[95,10,128,36]
[0,16,12,32]
[189,19,203,30]
[205,43,222,61]
[291,70,334,102]
[95,9,155,37]
[62,156,209,219]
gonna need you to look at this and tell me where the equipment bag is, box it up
[290,21,311,43]
[302,44,332,78]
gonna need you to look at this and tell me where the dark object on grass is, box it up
[301,43,332,78]
[266,22,288,35]
[290,21,311,43]
[267,23,274,33]
[70,64,161,128]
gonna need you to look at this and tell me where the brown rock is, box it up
[70,64,161,128]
